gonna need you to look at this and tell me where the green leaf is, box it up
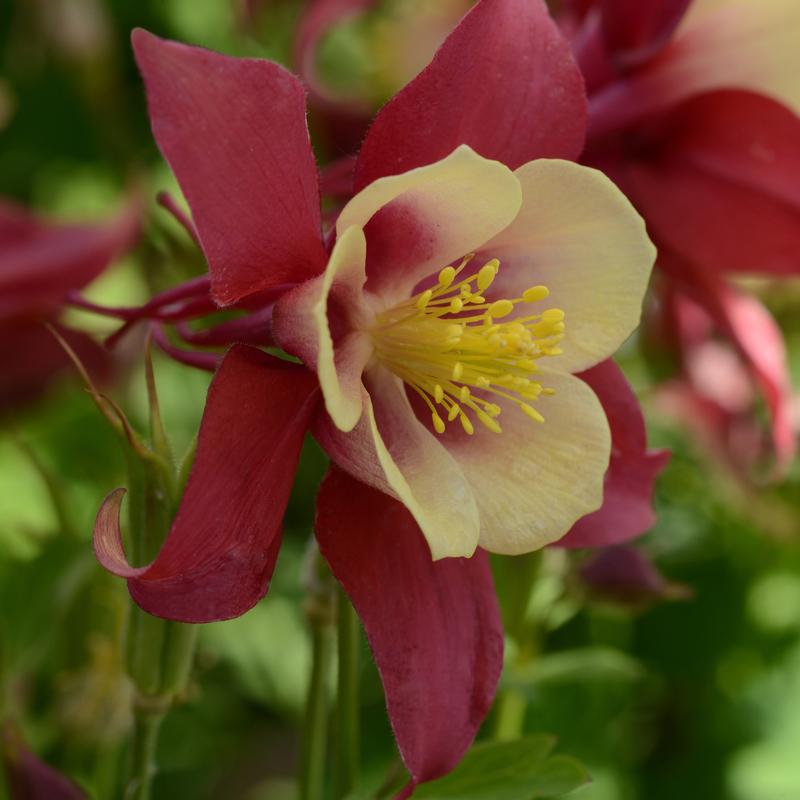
[413,736,590,799]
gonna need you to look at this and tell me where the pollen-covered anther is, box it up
[369,255,565,435]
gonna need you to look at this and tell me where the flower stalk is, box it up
[492,551,542,741]
[300,545,337,800]
[107,345,199,800]
[335,587,360,798]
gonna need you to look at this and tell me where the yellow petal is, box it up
[337,145,522,304]
[445,370,611,554]
[480,159,655,374]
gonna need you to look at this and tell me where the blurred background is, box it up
[2,1,800,798]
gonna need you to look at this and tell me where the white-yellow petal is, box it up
[337,145,522,304]
[272,226,373,432]
[446,370,611,555]
[480,159,655,374]
[364,367,481,559]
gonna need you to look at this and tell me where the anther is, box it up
[523,285,550,303]
[416,289,434,310]
[488,299,514,318]
[438,266,456,288]
[477,260,499,291]
[519,403,545,423]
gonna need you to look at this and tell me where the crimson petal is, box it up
[559,360,669,549]
[354,0,586,188]
[315,467,504,788]
[622,90,800,277]
[94,345,319,622]
[132,29,326,306]
[600,0,692,67]
[0,197,140,319]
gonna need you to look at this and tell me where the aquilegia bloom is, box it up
[95,0,655,788]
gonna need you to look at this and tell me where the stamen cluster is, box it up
[369,256,565,434]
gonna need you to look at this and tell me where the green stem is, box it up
[491,551,543,742]
[125,708,166,800]
[493,687,528,741]
[300,621,334,800]
[12,437,78,540]
[335,589,360,798]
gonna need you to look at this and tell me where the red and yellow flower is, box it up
[94,0,657,788]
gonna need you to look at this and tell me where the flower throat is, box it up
[369,255,565,435]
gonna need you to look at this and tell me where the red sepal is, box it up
[560,360,669,549]
[132,29,327,306]
[355,0,587,188]
[94,345,319,622]
[315,467,504,789]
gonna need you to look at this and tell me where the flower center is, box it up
[369,255,565,435]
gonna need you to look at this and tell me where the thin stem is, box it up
[300,621,334,800]
[125,709,165,800]
[493,688,528,741]
[491,551,543,742]
[335,589,360,798]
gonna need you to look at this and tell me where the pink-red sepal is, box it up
[661,264,796,476]
[0,322,112,415]
[599,0,692,68]
[315,467,504,789]
[621,91,800,277]
[94,345,319,623]
[354,0,587,188]
[132,29,326,307]
[580,545,690,606]
[559,360,669,549]
[0,197,140,319]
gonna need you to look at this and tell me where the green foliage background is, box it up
[1,1,800,798]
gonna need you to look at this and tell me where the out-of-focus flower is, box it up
[1,724,86,800]
[0,198,140,412]
[93,1,655,787]
[579,545,690,607]
[563,0,800,471]
[653,280,794,479]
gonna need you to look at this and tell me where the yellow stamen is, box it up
[369,256,564,435]
[438,266,456,288]
[523,285,549,303]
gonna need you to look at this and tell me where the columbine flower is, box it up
[0,198,139,412]
[562,0,800,469]
[271,145,654,558]
[95,0,654,788]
